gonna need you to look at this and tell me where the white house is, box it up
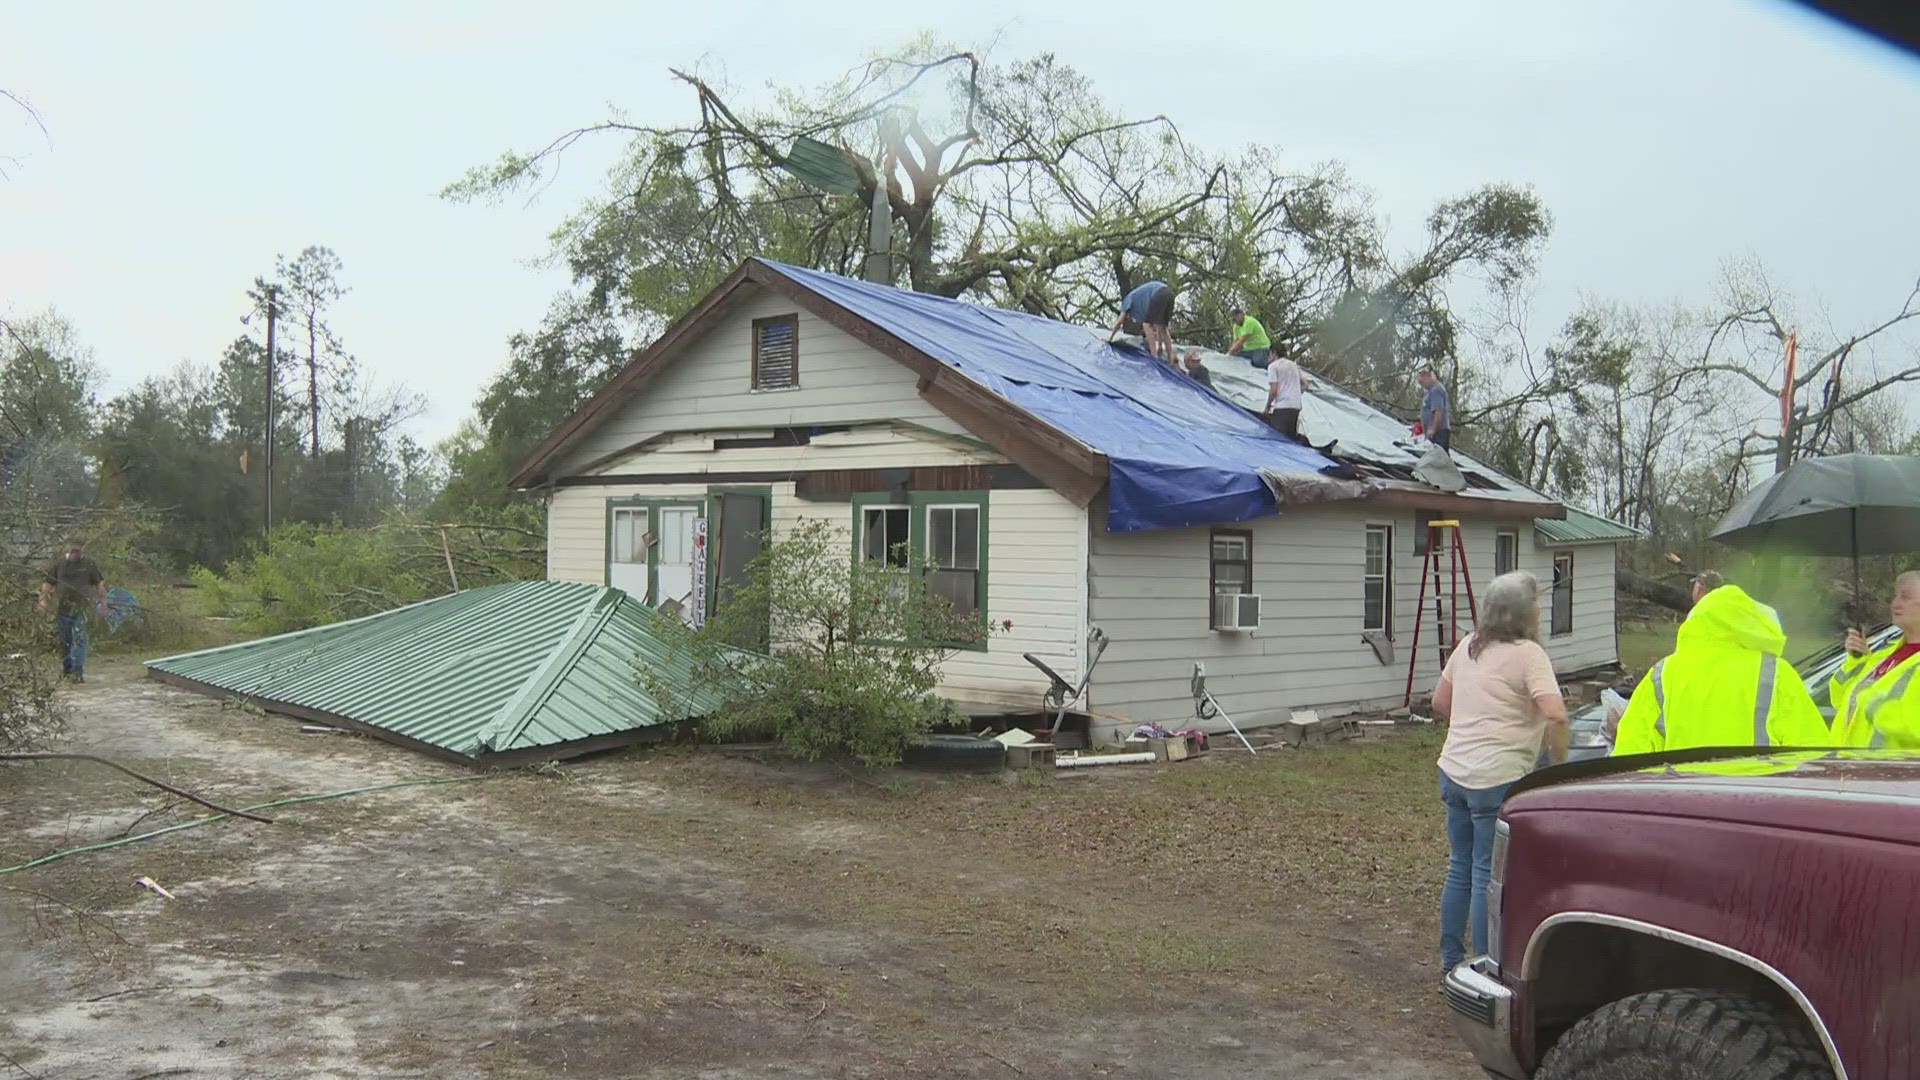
[517,259,1637,740]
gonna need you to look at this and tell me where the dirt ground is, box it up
[1,658,1481,1079]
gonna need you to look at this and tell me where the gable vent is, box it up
[752,314,799,390]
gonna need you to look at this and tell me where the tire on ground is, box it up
[1536,988,1834,1080]
[900,734,1006,772]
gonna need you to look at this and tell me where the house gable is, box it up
[547,284,968,479]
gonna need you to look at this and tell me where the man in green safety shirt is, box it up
[1612,584,1828,754]
[1226,305,1272,369]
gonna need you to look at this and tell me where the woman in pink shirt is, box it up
[1431,571,1569,976]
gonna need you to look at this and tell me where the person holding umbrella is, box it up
[1830,571,1920,749]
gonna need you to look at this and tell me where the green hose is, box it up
[0,774,495,876]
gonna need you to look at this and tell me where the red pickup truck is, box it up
[1444,748,1918,1080]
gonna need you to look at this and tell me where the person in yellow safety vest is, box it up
[1612,584,1828,754]
[1830,571,1920,748]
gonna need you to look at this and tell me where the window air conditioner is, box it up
[1213,593,1262,632]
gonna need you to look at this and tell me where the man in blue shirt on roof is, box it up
[1109,280,1176,366]
[1416,365,1452,452]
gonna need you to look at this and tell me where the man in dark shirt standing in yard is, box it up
[1417,366,1452,452]
[38,541,106,683]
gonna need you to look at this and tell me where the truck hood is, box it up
[1507,750,1920,846]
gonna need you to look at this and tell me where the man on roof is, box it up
[1109,279,1176,365]
[1415,365,1452,452]
[1262,349,1311,443]
[1226,305,1272,369]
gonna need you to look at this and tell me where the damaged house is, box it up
[517,259,1636,739]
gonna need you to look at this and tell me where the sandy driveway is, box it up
[1,659,1477,1079]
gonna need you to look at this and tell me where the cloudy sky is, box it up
[4,0,1918,446]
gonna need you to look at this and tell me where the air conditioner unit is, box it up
[1213,592,1262,632]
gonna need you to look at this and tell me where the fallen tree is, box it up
[1617,567,1691,615]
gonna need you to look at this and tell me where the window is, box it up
[1551,552,1574,636]
[925,504,982,618]
[860,505,910,567]
[1494,530,1519,578]
[1364,524,1394,635]
[851,491,990,645]
[751,314,799,390]
[1209,530,1253,629]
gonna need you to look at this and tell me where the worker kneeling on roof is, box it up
[1611,584,1828,755]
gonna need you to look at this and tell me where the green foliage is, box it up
[438,300,627,512]
[0,598,61,751]
[645,518,996,766]
[193,506,545,634]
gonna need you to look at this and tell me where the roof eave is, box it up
[1360,483,1565,522]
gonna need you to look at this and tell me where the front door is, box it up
[712,492,770,647]
[654,506,701,621]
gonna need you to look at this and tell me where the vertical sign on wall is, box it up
[689,517,708,628]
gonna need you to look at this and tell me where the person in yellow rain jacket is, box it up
[1830,571,1920,748]
[1612,584,1828,754]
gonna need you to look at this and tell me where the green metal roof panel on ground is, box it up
[1534,506,1643,545]
[145,580,725,764]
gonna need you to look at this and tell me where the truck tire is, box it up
[899,735,1005,772]
[1537,988,1833,1080]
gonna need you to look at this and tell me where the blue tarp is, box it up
[764,262,1345,532]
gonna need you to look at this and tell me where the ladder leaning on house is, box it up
[1403,519,1480,707]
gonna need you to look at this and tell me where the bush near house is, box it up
[645,518,998,767]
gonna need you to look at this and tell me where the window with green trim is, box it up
[852,491,989,637]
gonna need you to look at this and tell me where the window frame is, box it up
[850,489,990,650]
[1494,529,1520,578]
[854,499,912,569]
[750,313,800,392]
[1363,523,1395,637]
[1208,528,1254,631]
[1550,550,1574,637]
[921,500,986,627]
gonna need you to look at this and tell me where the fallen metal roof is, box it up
[146,580,723,765]
[1188,350,1560,508]
[1535,506,1644,545]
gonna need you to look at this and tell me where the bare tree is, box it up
[445,41,1543,366]
[1694,261,1920,472]
[276,247,351,457]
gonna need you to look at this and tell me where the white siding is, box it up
[1527,537,1618,674]
[586,425,1004,476]
[1085,504,1621,737]
[557,285,965,474]
[546,438,1085,707]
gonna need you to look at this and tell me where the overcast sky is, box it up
[4,0,1918,447]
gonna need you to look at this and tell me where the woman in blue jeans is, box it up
[1431,572,1569,976]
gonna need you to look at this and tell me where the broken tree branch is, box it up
[0,754,273,823]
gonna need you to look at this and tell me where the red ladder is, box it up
[1403,519,1480,706]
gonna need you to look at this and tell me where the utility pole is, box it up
[262,284,279,553]
[862,109,902,286]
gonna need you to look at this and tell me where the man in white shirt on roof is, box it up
[1262,351,1311,443]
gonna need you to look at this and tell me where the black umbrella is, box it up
[1710,453,1920,590]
